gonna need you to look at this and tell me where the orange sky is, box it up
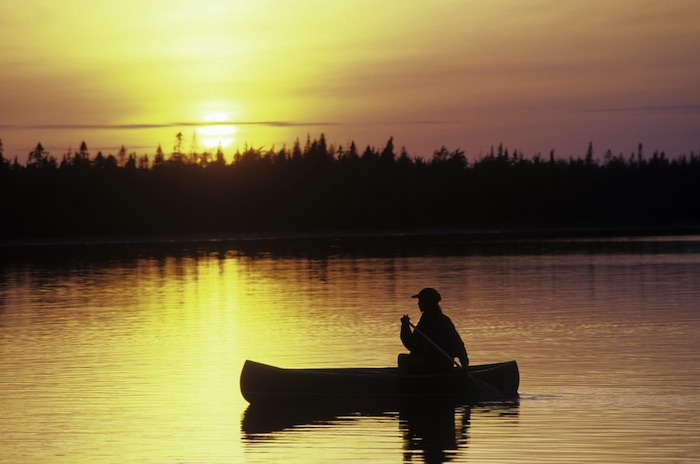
[1,0,699,163]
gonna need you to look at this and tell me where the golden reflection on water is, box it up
[1,255,248,462]
[1,237,700,463]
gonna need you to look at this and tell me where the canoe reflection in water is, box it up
[242,399,519,463]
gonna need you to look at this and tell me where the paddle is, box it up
[408,321,504,400]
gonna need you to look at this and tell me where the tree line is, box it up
[1,135,699,239]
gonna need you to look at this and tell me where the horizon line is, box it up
[1,119,461,131]
[576,104,700,114]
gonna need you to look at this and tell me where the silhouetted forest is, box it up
[1,135,699,239]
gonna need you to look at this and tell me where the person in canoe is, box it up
[399,288,469,375]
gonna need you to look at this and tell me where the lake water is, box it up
[1,233,699,463]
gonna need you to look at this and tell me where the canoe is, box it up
[240,359,519,404]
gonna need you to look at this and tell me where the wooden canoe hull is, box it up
[240,359,519,404]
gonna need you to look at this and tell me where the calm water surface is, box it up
[1,234,699,463]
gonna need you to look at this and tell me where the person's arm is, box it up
[444,316,470,367]
[400,314,415,351]
[457,344,469,368]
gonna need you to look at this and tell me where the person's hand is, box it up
[401,314,411,326]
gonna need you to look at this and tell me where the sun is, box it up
[199,113,236,151]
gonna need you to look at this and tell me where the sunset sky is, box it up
[1,0,699,163]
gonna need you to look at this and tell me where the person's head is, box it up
[412,287,441,312]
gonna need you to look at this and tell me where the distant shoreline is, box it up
[3,224,700,249]
[4,136,699,243]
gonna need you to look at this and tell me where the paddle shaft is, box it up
[407,320,504,399]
